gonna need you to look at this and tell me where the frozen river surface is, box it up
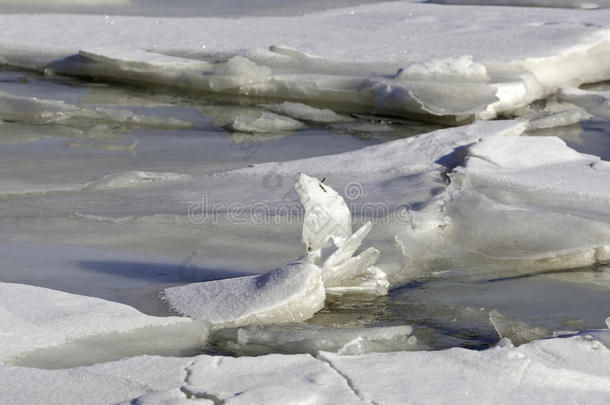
[0,1,609,404]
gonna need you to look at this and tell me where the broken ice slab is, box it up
[261,101,352,124]
[162,263,326,329]
[558,86,610,118]
[2,2,610,123]
[211,324,417,356]
[489,310,552,346]
[225,111,305,133]
[0,282,207,366]
[0,90,192,128]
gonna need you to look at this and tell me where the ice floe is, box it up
[1,2,610,122]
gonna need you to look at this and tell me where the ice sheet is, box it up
[0,322,607,404]
[320,325,610,404]
[1,2,610,121]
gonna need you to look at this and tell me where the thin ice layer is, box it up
[213,324,416,356]
[0,90,191,128]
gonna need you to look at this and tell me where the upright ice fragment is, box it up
[163,174,389,328]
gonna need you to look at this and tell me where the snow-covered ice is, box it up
[1,1,610,122]
[0,283,207,366]
[0,1,609,403]
[0,321,608,404]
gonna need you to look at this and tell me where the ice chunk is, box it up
[295,174,389,295]
[436,134,610,271]
[212,324,415,356]
[369,80,499,122]
[512,99,591,130]
[396,56,489,82]
[296,173,352,250]
[489,310,551,346]
[162,263,326,328]
[75,48,213,91]
[558,86,610,118]
[226,111,305,133]
[0,283,205,364]
[209,56,273,93]
[262,102,350,123]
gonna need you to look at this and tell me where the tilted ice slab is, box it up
[558,86,610,118]
[163,263,326,329]
[1,2,610,122]
[0,283,207,365]
[0,320,608,404]
[439,134,610,268]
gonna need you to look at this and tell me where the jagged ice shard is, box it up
[163,173,388,327]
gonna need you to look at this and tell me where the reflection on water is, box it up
[303,265,610,351]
